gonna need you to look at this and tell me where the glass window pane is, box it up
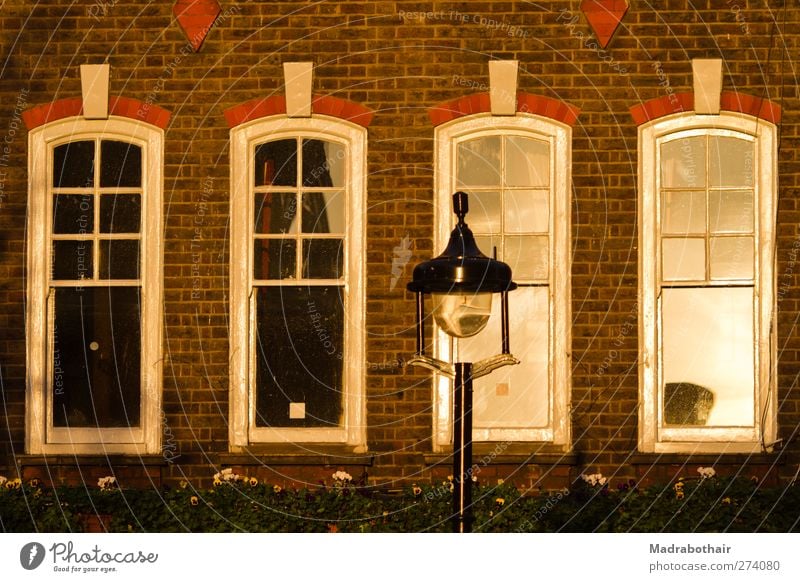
[709,190,754,233]
[505,190,549,233]
[302,192,345,234]
[53,141,94,188]
[474,235,502,260]
[468,191,501,234]
[254,239,296,279]
[52,286,141,428]
[505,235,548,281]
[710,236,754,280]
[709,136,754,188]
[100,141,142,188]
[661,287,755,427]
[255,286,343,428]
[661,137,706,189]
[53,194,93,234]
[461,287,549,428]
[255,193,297,234]
[505,136,549,187]
[303,238,344,279]
[662,237,705,281]
[255,139,297,187]
[100,194,141,233]
[52,241,92,280]
[100,240,140,279]
[662,191,705,235]
[302,139,346,188]
[456,136,502,188]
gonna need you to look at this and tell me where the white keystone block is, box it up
[80,63,109,120]
[489,60,518,116]
[692,59,723,115]
[283,62,313,118]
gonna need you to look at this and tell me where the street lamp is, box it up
[407,191,518,533]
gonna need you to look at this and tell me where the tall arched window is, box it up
[433,114,572,449]
[27,117,163,454]
[638,112,778,452]
[229,116,366,449]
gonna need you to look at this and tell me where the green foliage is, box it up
[1,474,799,533]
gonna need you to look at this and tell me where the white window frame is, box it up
[432,113,572,450]
[26,117,164,455]
[229,116,366,450]
[638,112,778,453]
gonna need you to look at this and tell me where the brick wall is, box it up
[1,0,798,491]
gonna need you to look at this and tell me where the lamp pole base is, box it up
[453,361,473,533]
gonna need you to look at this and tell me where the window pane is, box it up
[302,139,345,188]
[474,235,502,259]
[255,286,343,427]
[52,241,92,280]
[505,136,549,187]
[255,139,297,187]
[710,236,753,280]
[709,190,754,233]
[709,136,754,188]
[302,192,345,234]
[100,240,140,279]
[456,136,502,188]
[254,239,296,279]
[468,191,501,234]
[254,193,297,234]
[52,286,141,428]
[461,287,549,428]
[100,194,141,233]
[303,238,344,279]
[662,237,705,281]
[661,137,706,189]
[662,191,705,235]
[53,194,93,234]
[100,141,142,188]
[53,141,94,188]
[505,235,548,281]
[505,189,549,233]
[661,287,754,427]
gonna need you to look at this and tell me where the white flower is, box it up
[97,476,117,490]
[332,470,352,482]
[580,473,607,487]
[213,468,243,483]
[697,466,716,479]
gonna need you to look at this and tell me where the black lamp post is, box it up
[407,191,518,533]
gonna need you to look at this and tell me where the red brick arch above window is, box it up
[629,91,781,126]
[428,92,580,127]
[22,96,171,130]
[224,95,374,128]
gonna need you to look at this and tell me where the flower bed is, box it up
[1,470,798,533]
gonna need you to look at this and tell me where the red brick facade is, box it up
[1,1,798,492]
